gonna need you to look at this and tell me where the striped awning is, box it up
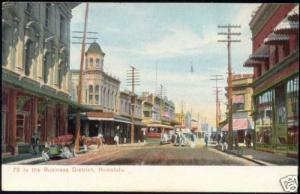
[264,32,289,45]
[233,95,244,104]
[274,17,299,35]
[288,5,299,22]
[221,118,253,131]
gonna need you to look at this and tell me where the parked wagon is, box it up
[42,134,75,161]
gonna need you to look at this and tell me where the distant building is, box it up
[140,92,176,138]
[2,2,80,155]
[222,74,254,143]
[243,4,298,157]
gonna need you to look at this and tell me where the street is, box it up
[39,140,258,165]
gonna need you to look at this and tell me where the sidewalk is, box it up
[212,144,298,165]
[2,142,146,165]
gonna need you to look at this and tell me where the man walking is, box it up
[204,134,208,147]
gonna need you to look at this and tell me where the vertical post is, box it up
[227,27,233,150]
[75,3,89,152]
[217,24,241,150]
[9,90,17,155]
[131,67,135,144]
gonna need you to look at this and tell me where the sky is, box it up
[70,3,260,126]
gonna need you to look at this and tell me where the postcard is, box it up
[1,2,298,192]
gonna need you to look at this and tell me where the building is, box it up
[70,42,120,111]
[69,42,130,143]
[140,92,176,138]
[2,2,79,155]
[222,74,254,143]
[243,4,298,157]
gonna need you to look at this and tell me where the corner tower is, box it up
[85,42,105,71]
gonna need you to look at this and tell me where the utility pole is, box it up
[75,2,89,152]
[217,24,241,150]
[126,66,140,144]
[211,75,223,131]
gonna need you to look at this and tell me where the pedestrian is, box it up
[234,134,239,149]
[31,132,39,154]
[245,132,251,148]
[217,133,221,145]
[190,132,196,148]
[204,134,208,147]
[220,132,226,151]
[98,132,104,147]
[114,133,119,145]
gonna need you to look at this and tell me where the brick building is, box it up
[243,4,298,157]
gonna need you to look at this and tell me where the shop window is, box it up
[275,84,286,124]
[286,76,299,145]
[255,90,273,144]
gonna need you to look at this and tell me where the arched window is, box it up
[24,40,33,76]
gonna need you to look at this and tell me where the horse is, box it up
[80,136,104,149]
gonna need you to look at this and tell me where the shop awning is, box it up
[274,17,299,35]
[233,95,244,103]
[243,59,262,67]
[147,123,173,129]
[287,5,299,22]
[221,118,254,131]
[263,32,289,45]
[248,44,269,61]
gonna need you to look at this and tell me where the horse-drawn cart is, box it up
[42,134,75,161]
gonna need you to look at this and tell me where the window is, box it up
[96,58,100,68]
[275,84,286,124]
[59,15,65,41]
[95,85,99,104]
[2,25,11,66]
[43,53,50,83]
[89,85,93,104]
[45,3,51,27]
[24,40,33,76]
[58,66,63,89]
[89,58,94,66]
[255,90,273,144]
[26,3,33,14]
[286,76,299,145]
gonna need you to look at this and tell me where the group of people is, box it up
[174,130,197,147]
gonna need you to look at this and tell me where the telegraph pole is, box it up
[127,66,140,144]
[211,75,223,131]
[75,2,89,152]
[217,24,241,150]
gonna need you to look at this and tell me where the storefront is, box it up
[253,75,299,156]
